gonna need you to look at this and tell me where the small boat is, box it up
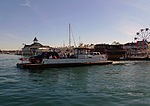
[17,48,113,69]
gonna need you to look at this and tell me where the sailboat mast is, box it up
[69,24,71,48]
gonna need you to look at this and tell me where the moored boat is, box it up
[17,48,113,69]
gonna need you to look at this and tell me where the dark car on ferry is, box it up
[29,52,60,64]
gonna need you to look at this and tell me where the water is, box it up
[1,54,150,106]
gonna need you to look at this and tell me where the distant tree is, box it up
[112,41,120,45]
[90,44,94,46]
[78,43,95,48]
[89,44,94,48]
[79,43,84,47]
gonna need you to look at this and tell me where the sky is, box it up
[0,0,150,50]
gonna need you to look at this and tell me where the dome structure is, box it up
[22,37,51,55]
[33,37,38,43]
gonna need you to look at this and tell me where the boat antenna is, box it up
[69,24,71,48]
[79,36,81,46]
[72,32,77,47]
[63,40,65,47]
[35,32,38,36]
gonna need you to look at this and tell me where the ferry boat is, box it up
[17,48,112,69]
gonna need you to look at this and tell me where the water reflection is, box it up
[20,66,93,94]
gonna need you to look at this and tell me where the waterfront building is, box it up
[94,44,126,60]
[148,42,150,57]
[94,44,108,54]
[124,42,138,58]
[124,41,149,59]
[22,37,51,55]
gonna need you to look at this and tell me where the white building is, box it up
[22,37,51,55]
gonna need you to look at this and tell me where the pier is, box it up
[0,50,22,55]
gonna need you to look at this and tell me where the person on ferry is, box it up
[67,53,70,58]
[59,53,64,59]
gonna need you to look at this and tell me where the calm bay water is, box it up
[1,54,150,106]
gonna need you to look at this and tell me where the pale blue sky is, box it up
[0,0,150,50]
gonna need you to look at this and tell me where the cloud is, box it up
[21,0,31,7]
[115,0,150,37]
[118,21,140,37]
[6,33,17,39]
[0,31,18,39]
[124,0,150,14]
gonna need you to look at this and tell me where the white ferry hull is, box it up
[42,58,107,64]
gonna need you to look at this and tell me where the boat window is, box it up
[37,52,43,56]
[90,53,93,55]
